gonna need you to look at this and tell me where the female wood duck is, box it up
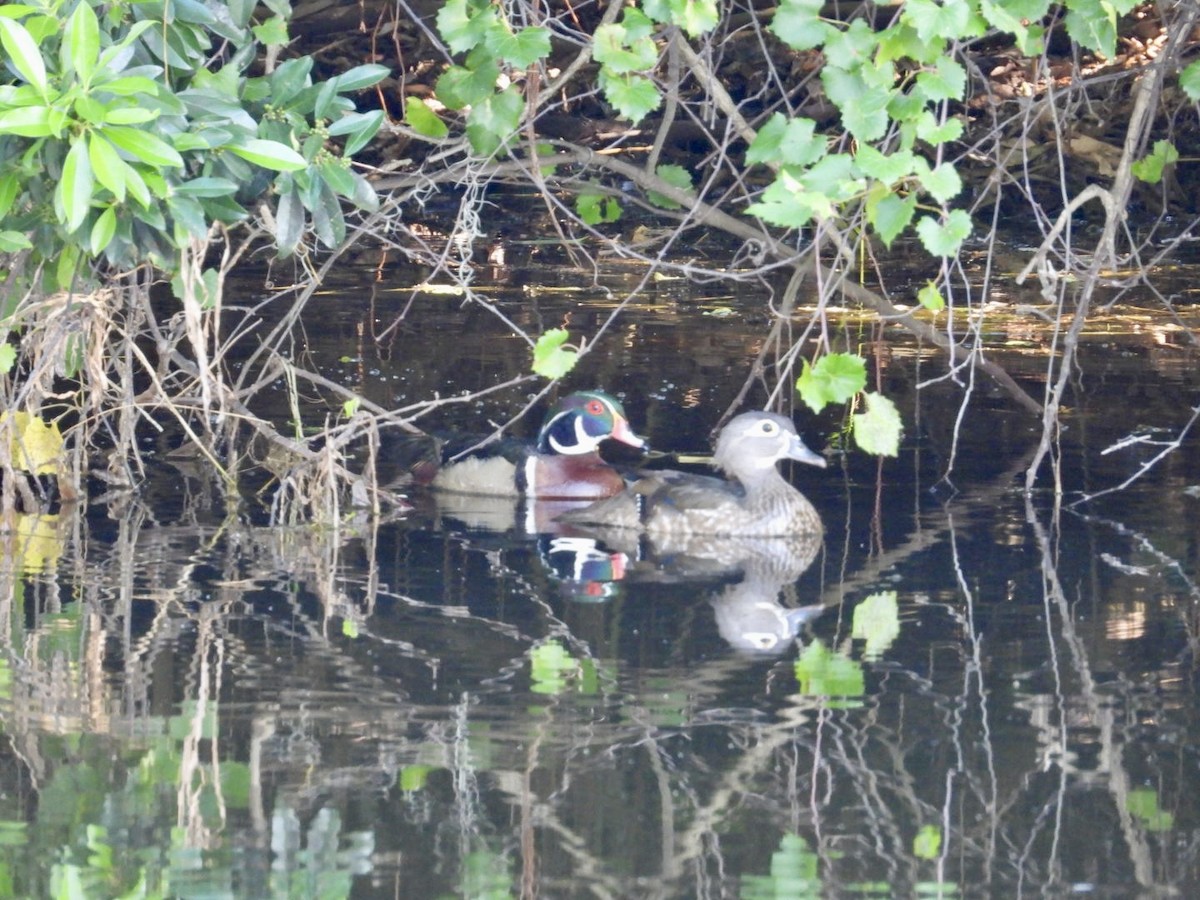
[557,411,825,536]
[430,391,647,499]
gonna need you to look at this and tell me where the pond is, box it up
[1,248,1199,898]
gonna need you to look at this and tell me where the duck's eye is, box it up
[585,399,606,415]
[759,421,778,434]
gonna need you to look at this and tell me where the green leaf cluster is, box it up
[0,0,388,286]
[796,353,902,457]
[434,0,550,155]
[532,328,580,378]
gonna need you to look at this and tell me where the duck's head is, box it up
[537,391,647,456]
[713,412,826,480]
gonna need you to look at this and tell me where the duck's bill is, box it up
[612,417,648,450]
[788,439,826,468]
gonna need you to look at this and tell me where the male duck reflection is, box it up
[429,390,647,499]
[558,411,825,536]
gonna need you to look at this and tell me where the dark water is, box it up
[1,258,1199,898]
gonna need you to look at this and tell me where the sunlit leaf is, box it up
[917,281,945,312]
[3,412,64,475]
[913,825,942,860]
[915,57,967,102]
[89,204,117,254]
[57,137,94,233]
[771,0,829,50]
[851,591,901,659]
[747,113,826,168]
[794,640,864,700]
[435,59,499,110]
[62,0,100,80]
[796,352,867,413]
[436,0,496,53]
[0,17,47,95]
[576,192,621,225]
[1131,140,1179,185]
[1063,0,1117,59]
[921,162,962,203]
[903,0,972,41]
[0,105,55,137]
[867,188,916,248]
[486,25,550,68]
[598,70,660,122]
[915,209,972,257]
[227,138,307,171]
[251,14,288,46]
[404,96,448,139]
[532,328,579,378]
[1182,59,1200,101]
[465,86,523,156]
[593,16,659,74]
[647,164,692,210]
[103,125,185,167]
[852,391,902,457]
[88,134,126,202]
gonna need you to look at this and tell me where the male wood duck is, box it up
[557,411,825,536]
[429,390,647,499]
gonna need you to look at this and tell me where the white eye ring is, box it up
[759,420,778,434]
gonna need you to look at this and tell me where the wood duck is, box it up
[557,411,825,536]
[429,391,647,499]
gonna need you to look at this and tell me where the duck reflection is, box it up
[554,527,827,655]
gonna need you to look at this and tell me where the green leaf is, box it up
[436,59,499,110]
[1131,140,1179,184]
[90,204,117,255]
[532,328,579,378]
[1063,0,1117,58]
[465,86,523,156]
[332,63,391,93]
[771,0,829,50]
[866,187,916,248]
[0,105,56,138]
[920,162,961,203]
[644,0,719,37]
[824,19,877,69]
[0,231,32,253]
[576,192,621,224]
[915,209,972,257]
[102,106,159,125]
[794,640,864,700]
[746,114,826,168]
[330,109,385,155]
[0,18,47,96]
[915,57,966,102]
[915,112,963,145]
[405,96,448,138]
[855,145,916,183]
[486,25,551,68]
[598,70,660,122]
[1182,59,1200,102]
[647,164,692,209]
[852,591,901,660]
[88,135,126,202]
[913,825,942,860]
[175,177,240,197]
[593,18,659,74]
[796,352,867,413]
[822,65,892,141]
[227,138,308,171]
[251,15,289,46]
[903,0,971,41]
[852,391,902,456]
[437,0,496,54]
[62,0,100,81]
[746,168,833,228]
[917,280,945,312]
[103,126,185,167]
[57,137,94,233]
